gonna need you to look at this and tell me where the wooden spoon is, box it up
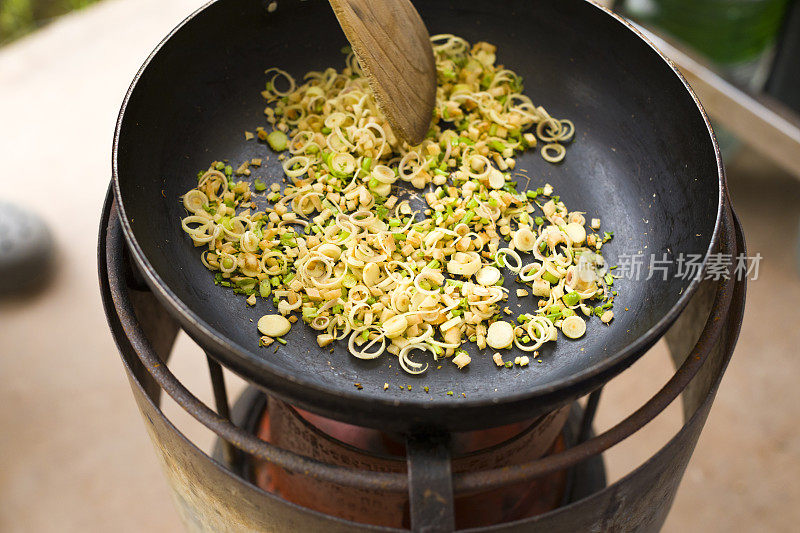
[328,0,437,145]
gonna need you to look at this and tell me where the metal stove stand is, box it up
[100,188,746,532]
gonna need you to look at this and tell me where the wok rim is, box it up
[111,0,724,429]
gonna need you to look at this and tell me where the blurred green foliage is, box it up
[0,0,101,45]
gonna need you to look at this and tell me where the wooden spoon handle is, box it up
[329,0,436,144]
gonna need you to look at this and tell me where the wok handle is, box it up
[406,431,455,532]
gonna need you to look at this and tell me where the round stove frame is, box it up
[100,188,746,532]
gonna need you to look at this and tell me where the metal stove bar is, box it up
[407,432,455,532]
[206,353,236,466]
[577,388,603,445]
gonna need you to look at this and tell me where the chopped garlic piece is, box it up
[317,333,334,347]
[383,315,409,338]
[453,351,471,369]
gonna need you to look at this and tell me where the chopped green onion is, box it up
[542,271,559,285]
[546,310,563,322]
[562,292,581,306]
[361,157,373,173]
[489,140,507,152]
[259,279,272,298]
[280,233,297,247]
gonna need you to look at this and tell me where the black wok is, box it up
[113,0,723,433]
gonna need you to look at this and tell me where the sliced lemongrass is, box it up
[488,167,505,189]
[264,67,296,97]
[513,226,536,252]
[495,248,522,273]
[282,156,311,178]
[398,343,432,375]
[519,262,544,282]
[447,251,481,277]
[564,222,586,245]
[182,190,209,214]
[487,320,514,349]
[348,327,386,360]
[258,315,292,337]
[541,143,566,163]
[475,265,501,286]
[561,315,586,339]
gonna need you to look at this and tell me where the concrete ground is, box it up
[0,0,798,531]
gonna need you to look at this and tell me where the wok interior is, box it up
[116,0,719,411]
